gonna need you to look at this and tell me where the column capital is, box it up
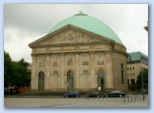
[59,52,65,55]
[45,53,51,55]
[31,53,37,56]
[89,51,95,54]
[75,52,80,55]
[105,50,112,54]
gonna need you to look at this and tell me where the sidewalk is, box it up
[53,98,148,107]
[4,97,148,108]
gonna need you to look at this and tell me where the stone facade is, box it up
[29,26,128,92]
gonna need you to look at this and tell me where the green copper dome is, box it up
[48,13,123,45]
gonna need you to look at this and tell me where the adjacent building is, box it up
[127,52,148,91]
[144,21,148,31]
[29,12,128,92]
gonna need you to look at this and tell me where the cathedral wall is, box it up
[112,52,128,91]
[32,44,113,92]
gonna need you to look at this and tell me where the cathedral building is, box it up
[29,12,128,92]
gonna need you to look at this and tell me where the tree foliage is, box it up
[136,69,148,91]
[4,51,31,87]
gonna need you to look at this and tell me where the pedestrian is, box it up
[86,92,90,100]
[10,87,13,95]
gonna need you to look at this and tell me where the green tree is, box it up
[13,59,31,86]
[4,51,14,87]
[4,51,31,87]
[136,69,148,91]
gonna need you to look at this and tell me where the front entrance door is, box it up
[38,71,45,91]
[97,70,104,91]
[67,70,74,91]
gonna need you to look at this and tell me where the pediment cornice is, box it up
[29,25,115,48]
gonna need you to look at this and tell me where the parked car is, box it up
[64,91,79,98]
[85,91,102,98]
[104,90,126,97]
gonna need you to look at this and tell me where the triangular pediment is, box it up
[29,25,113,48]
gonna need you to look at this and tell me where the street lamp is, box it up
[141,68,144,91]
[141,67,145,101]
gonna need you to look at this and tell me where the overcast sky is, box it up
[4,4,148,63]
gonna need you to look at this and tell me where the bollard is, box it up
[128,95,129,103]
[124,95,126,103]
[138,95,140,101]
[143,94,145,101]
[131,95,133,102]
[144,94,146,100]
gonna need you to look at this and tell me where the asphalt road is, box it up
[4,95,148,108]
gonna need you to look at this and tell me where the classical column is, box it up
[75,53,80,89]
[31,54,36,90]
[90,52,95,89]
[60,53,65,90]
[46,54,50,90]
[106,51,113,89]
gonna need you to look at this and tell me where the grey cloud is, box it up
[4,4,148,63]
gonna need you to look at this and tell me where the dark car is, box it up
[104,90,126,97]
[64,91,79,98]
[85,91,102,98]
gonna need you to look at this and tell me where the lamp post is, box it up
[141,67,144,101]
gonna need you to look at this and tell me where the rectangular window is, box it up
[121,63,124,84]
[131,79,135,85]
[128,79,130,85]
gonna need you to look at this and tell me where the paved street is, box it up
[4,95,148,108]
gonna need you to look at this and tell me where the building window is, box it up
[141,67,144,71]
[121,63,124,84]
[128,56,132,61]
[131,79,135,85]
[131,79,135,91]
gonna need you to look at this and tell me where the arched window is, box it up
[97,70,104,77]
[51,71,60,89]
[97,70,104,91]
[82,70,89,75]
[38,71,45,91]
[53,71,59,75]
[80,70,89,89]
[67,70,74,91]
[121,63,124,84]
